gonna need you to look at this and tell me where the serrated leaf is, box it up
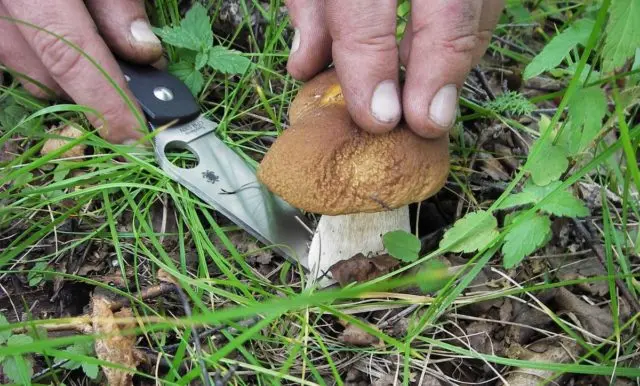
[496,191,536,209]
[568,86,608,152]
[0,314,10,345]
[207,46,252,74]
[523,181,590,217]
[525,117,569,186]
[382,230,421,262]
[2,355,33,385]
[195,51,208,71]
[8,334,33,347]
[168,61,204,95]
[524,18,595,79]
[153,3,212,51]
[439,210,499,253]
[602,0,640,72]
[56,341,94,371]
[502,213,552,268]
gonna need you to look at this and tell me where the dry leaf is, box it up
[329,253,400,287]
[91,293,141,386]
[339,320,384,347]
[552,287,615,338]
[479,152,510,180]
[40,124,86,160]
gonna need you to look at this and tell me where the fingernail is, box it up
[371,80,401,124]
[131,19,161,45]
[429,84,458,129]
[290,28,301,54]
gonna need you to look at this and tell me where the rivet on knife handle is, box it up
[118,60,200,127]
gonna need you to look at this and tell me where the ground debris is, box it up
[329,253,400,287]
[338,319,384,348]
[501,338,582,386]
[91,292,143,386]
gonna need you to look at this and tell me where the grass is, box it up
[1,0,639,385]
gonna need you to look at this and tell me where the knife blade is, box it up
[118,61,312,269]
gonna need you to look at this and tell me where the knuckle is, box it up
[439,32,481,56]
[32,26,85,79]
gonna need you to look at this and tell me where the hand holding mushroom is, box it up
[284,0,504,138]
[258,69,449,281]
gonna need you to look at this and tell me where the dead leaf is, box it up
[339,319,385,348]
[494,143,520,172]
[329,253,400,287]
[552,287,615,338]
[479,151,510,181]
[91,293,141,386]
[40,124,86,160]
[502,338,582,386]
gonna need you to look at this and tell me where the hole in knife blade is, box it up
[165,141,199,169]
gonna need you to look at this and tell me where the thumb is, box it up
[325,0,401,134]
[402,0,498,138]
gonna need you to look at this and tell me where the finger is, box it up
[285,0,332,81]
[4,0,146,144]
[402,0,483,138]
[399,18,412,67]
[0,3,63,99]
[85,0,163,64]
[326,0,401,134]
[472,0,504,66]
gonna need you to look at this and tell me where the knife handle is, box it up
[118,60,200,127]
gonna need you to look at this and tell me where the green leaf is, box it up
[195,51,208,71]
[523,18,595,79]
[496,191,536,210]
[525,116,569,186]
[417,259,452,293]
[567,86,608,152]
[8,334,33,347]
[207,46,252,75]
[153,3,212,51]
[602,0,640,72]
[499,181,589,218]
[2,355,33,385]
[0,314,11,345]
[439,210,499,253]
[168,61,204,95]
[55,341,94,372]
[382,230,421,262]
[502,212,552,268]
[82,363,99,379]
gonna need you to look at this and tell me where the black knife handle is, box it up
[118,60,200,127]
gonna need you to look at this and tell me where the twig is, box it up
[109,282,177,311]
[572,219,640,314]
[472,66,496,101]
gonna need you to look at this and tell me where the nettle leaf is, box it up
[524,18,595,79]
[502,212,552,268]
[439,210,499,253]
[207,46,252,75]
[383,230,421,262]
[602,0,640,72]
[195,51,208,71]
[154,3,212,51]
[168,60,204,95]
[525,116,569,186]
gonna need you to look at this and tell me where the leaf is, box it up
[524,18,595,79]
[439,210,499,253]
[83,363,100,379]
[168,60,204,95]
[382,230,421,262]
[195,51,208,71]
[602,0,640,72]
[525,117,569,186]
[0,314,11,345]
[2,356,33,385]
[207,46,252,75]
[417,259,451,293]
[8,334,33,347]
[502,212,552,268]
[153,3,212,51]
[56,341,94,371]
[567,86,608,152]
[498,181,589,218]
[338,320,384,347]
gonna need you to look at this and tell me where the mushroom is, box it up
[257,69,450,283]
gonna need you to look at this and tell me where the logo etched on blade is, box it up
[202,170,220,184]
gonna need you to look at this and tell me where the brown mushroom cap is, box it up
[257,69,450,215]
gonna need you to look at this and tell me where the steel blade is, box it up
[153,116,312,269]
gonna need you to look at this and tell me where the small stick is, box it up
[472,66,496,101]
[572,219,640,314]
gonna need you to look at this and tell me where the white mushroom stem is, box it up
[306,206,411,287]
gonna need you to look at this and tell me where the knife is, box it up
[117,61,313,269]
